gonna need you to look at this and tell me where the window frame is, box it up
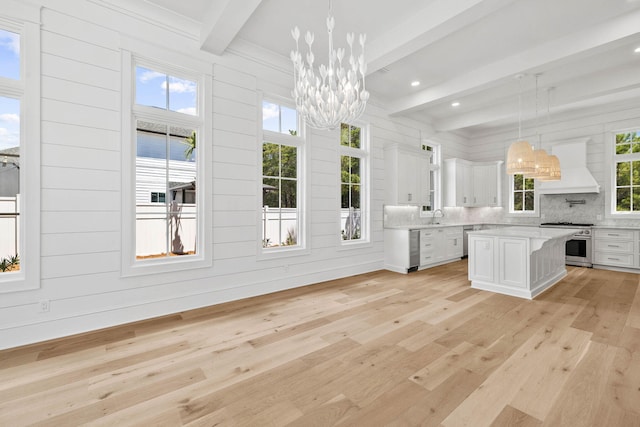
[508,173,539,217]
[257,95,308,258]
[0,10,41,293]
[121,51,212,277]
[419,141,441,216]
[338,121,370,247]
[608,127,640,217]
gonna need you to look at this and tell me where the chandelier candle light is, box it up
[290,1,370,130]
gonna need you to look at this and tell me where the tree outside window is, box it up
[614,131,640,212]
[512,174,535,212]
[340,123,365,241]
[262,142,298,247]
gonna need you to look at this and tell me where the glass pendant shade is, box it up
[506,140,535,175]
[290,4,369,130]
[526,148,552,178]
[536,154,561,181]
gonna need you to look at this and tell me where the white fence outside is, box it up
[260,207,361,248]
[0,196,19,260]
[136,204,197,257]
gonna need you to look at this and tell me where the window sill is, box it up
[505,211,540,218]
[121,255,211,278]
[337,238,373,250]
[258,245,310,261]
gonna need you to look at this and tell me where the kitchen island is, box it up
[467,227,576,299]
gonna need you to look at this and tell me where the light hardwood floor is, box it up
[1,261,640,426]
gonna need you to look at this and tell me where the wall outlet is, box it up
[596,214,602,221]
[541,213,545,219]
[38,299,50,313]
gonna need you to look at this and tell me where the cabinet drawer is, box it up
[594,240,634,253]
[420,253,436,265]
[420,229,436,239]
[421,240,435,252]
[594,252,635,267]
[594,229,635,240]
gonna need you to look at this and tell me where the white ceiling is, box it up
[111,0,640,137]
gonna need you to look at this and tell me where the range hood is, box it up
[538,138,600,194]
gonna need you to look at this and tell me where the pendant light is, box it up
[526,74,552,179]
[536,87,561,181]
[506,75,535,175]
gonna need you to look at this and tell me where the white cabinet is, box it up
[468,236,495,282]
[445,227,464,260]
[593,229,637,268]
[444,159,502,207]
[384,226,463,273]
[443,159,473,207]
[385,144,431,206]
[473,163,501,206]
[420,226,463,268]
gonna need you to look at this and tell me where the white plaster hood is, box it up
[537,138,600,194]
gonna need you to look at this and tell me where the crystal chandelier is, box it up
[290,0,369,130]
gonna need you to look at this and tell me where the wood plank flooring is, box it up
[1,261,640,426]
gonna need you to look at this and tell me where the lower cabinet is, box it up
[593,229,637,269]
[420,226,463,268]
[383,226,464,274]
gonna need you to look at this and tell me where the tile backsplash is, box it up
[384,192,640,228]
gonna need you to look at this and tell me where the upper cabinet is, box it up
[385,143,432,206]
[444,159,503,207]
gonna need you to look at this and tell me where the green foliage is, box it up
[340,123,361,148]
[284,226,297,246]
[0,253,19,272]
[262,142,297,208]
[184,131,196,160]
[513,174,535,211]
[614,132,640,211]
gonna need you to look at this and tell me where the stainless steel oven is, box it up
[540,223,593,267]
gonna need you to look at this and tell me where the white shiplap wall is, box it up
[0,1,467,349]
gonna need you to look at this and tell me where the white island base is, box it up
[467,227,576,299]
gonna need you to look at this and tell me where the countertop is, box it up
[467,226,577,253]
[467,226,577,239]
[384,223,537,230]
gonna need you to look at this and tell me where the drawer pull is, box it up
[607,245,620,248]
[608,233,619,236]
[608,257,620,261]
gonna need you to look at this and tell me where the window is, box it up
[122,52,211,275]
[420,142,441,214]
[0,14,40,292]
[613,130,640,212]
[340,123,368,242]
[511,174,535,213]
[261,100,304,251]
[150,192,166,203]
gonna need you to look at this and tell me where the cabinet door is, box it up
[468,236,494,282]
[462,163,474,207]
[397,151,418,204]
[498,238,527,288]
[485,164,499,206]
[472,166,486,206]
[445,234,463,259]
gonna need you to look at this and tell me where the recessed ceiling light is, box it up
[635,46,640,53]
[411,81,420,87]
[451,101,460,107]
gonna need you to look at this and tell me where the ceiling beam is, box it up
[434,65,640,131]
[200,0,263,56]
[366,0,517,75]
[387,8,640,116]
